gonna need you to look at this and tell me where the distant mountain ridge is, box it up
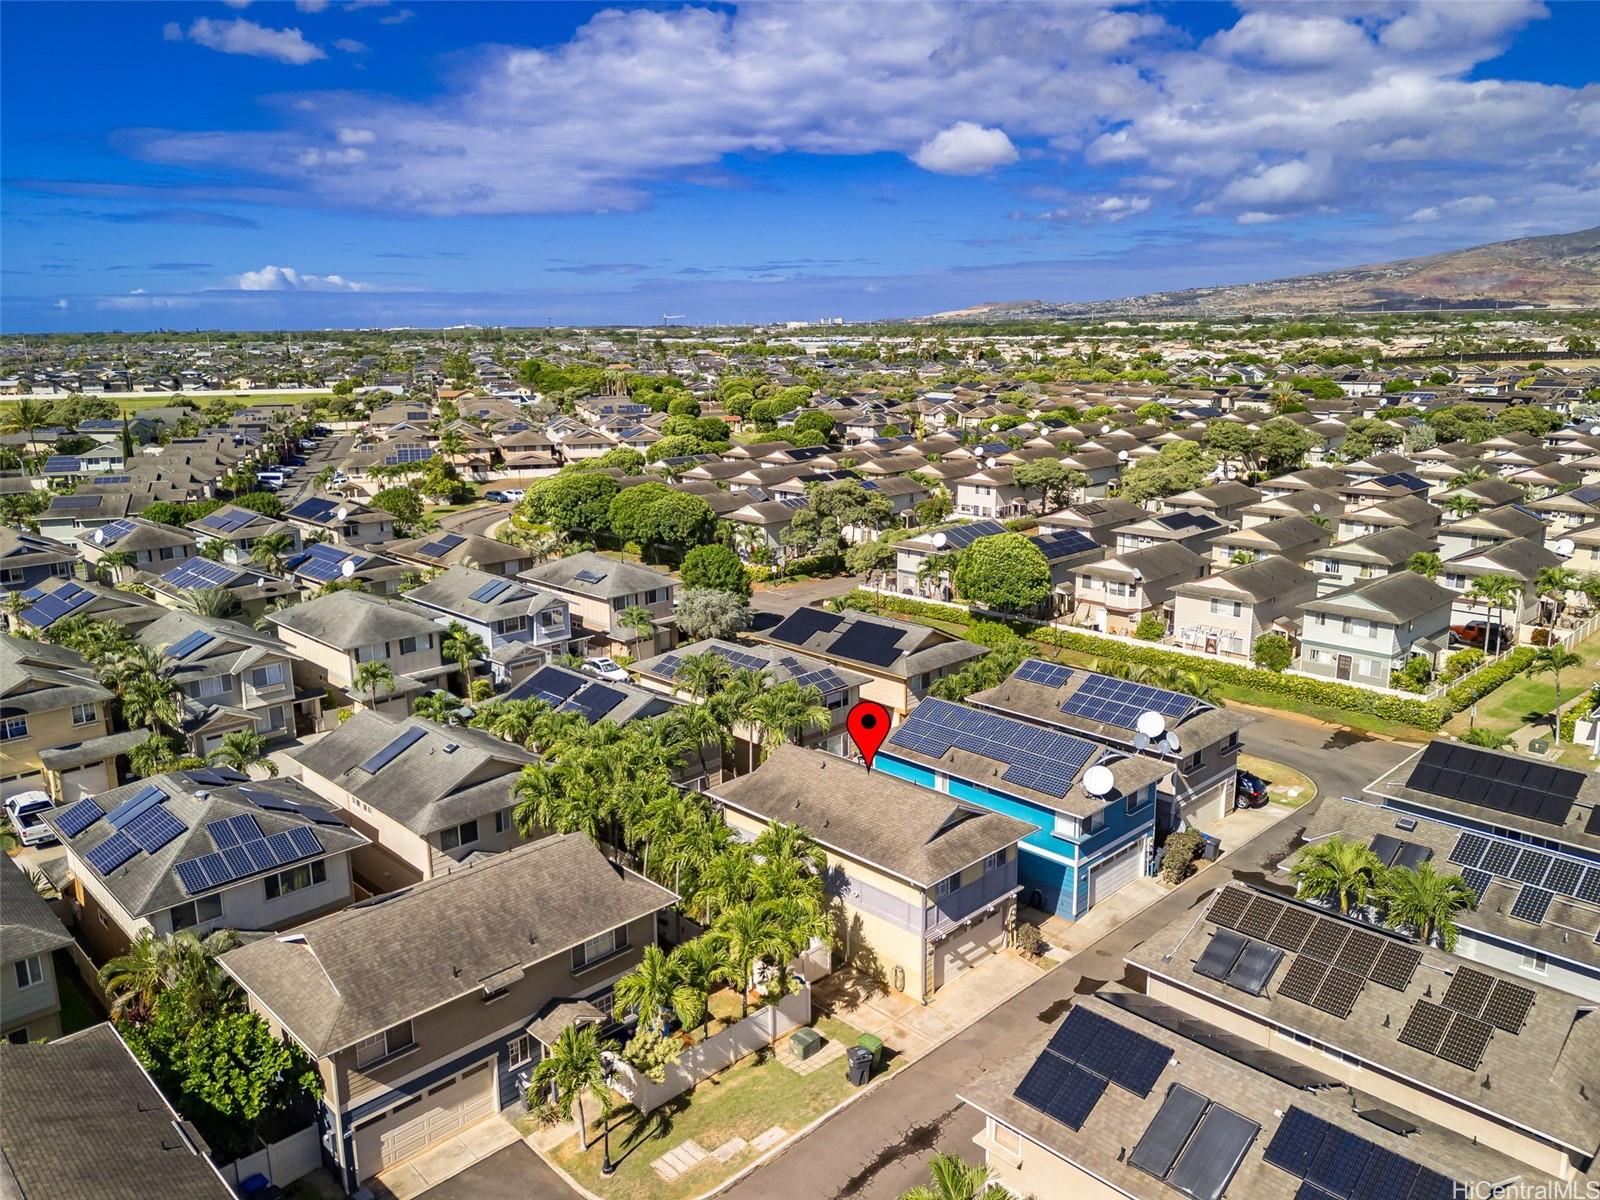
[920,225,1600,321]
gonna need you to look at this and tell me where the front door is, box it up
[1336,654,1353,681]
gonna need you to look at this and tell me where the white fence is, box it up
[612,984,813,1114]
[217,1124,321,1190]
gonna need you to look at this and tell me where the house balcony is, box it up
[925,858,1020,942]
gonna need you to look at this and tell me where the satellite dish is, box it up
[1117,449,1130,462]
[1083,765,1115,797]
[1590,426,1600,436]
[93,529,105,544]
[985,456,998,469]
[1133,731,1150,751]
[1555,538,1575,557]
[1311,502,1322,514]
[932,531,948,549]
[991,422,1001,432]
[336,506,348,521]
[1100,424,1112,434]
[340,559,356,577]
[1164,731,1182,755]
[1136,710,1167,739]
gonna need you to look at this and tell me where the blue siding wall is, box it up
[876,753,1154,920]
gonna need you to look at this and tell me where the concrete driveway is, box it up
[406,1142,573,1200]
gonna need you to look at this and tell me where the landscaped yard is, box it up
[1443,632,1600,739]
[536,1014,887,1200]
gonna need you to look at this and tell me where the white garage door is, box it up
[59,763,112,803]
[353,1061,496,1179]
[933,908,1007,991]
[1088,838,1145,908]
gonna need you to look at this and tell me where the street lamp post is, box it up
[600,1055,617,1178]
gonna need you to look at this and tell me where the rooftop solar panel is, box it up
[1277,956,1330,1006]
[826,619,905,667]
[1266,908,1315,954]
[469,578,513,603]
[106,785,165,829]
[287,497,337,521]
[935,520,1007,548]
[174,859,212,896]
[122,805,185,854]
[1509,847,1552,886]
[1398,1000,1452,1054]
[1482,980,1534,1034]
[1227,940,1285,996]
[1369,942,1422,991]
[767,606,843,647]
[84,831,139,875]
[1458,867,1492,902]
[1014,658,1075,689]
[1194,929,1249,982]
[1263,1107,1328,1178]
[1040,1063,1107,1130]
[1167,1104,1258,1200]
[1060,673,1195,731]
[54,798,105,838]
[886,697,1096,800]
[1436,1014,1493,1071]
[1305,1125,1372,1198]
[1509,885,1553,924]
[562,683,627,723]
[164,630,216,660]
[1237,896,1285,940]
[359,725,427,774]
[95,518,137,545]
[1205,887,1251,930]
[1311,968,1365,1020]
[1130,1084,1209,1181]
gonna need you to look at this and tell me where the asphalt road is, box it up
[407,1142,571,1200]
[277,434,352,505]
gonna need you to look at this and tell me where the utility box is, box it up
[1529,737,1551,755]
[790,1027,823,1061]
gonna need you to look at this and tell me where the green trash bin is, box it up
[790,1027,823,1061]
[856,1032,883,1068]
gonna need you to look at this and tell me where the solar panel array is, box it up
[122,804,185,854]
[1014,658,1075,689]
[518,665,587,707]
[21,582,94,627]
[85,831,139,875]
[1509,886,1554,924]
[198,509,256,533]
[419,532,466,556]
[777,655,847,695]
[1439,966,1534,1034]
[930,520,1007,548]
[174,825,324,896]
[1205,887,1421,1012]
[827,619,905,667]
[469,578,514,603]
[1263,1106,1458,1200]
[164,630,216,661]
[1029,529,1098,559]
[1396,999,1495,1071]
[1060,673,1197,731]
[287,497,337,522]
[207,813,264,847]
[287,543,361,583]
[95,518,137,545]
[1447,828,1600,910]
[359,726,427,774]
[1013,1005,1173,1133]
[1130,1083,1260,1200]
[562,683,627,723]
[162,558,239,590]
[767,606,843,647]
[54,798,105,838]
[710,645,768,672]
[1405,740,1583,827]
[382,444,433,465]
[50,495,102,510]
[888,697,1096,798]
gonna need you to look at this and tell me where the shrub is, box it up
[1389,655,1433,693]
[681,543,751,599]
[1135,613,1166,642]
[1440,647,1484,682]
[1560,684,1600,742]
[1160,831,1206,884]
[1253,634,1293,672]
[1012,921,1043,958]
[1442,646,1537,712]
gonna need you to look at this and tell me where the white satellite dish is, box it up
[1100,424,1112,434]
[991,422,1001,432]
[93,529,105,544]
[340,559,356,577]
[1083,764,1115,797]
[1136,710,1167,739]
[1555,538,1576,558]
[985,456,998,469]
[1133,732,1150,751]
[335,506,348,521]
[1164,731,1182,755]
[1117,449,1130,462]
[1311,502,1322,514]
[932,531,948,549]
[1590,425,1600,436]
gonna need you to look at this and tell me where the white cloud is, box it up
[295,0,330,11]
[53,299,68,310]
[1407,195,1499,222]
[233,265,369,291]
[171,17,325,65]
[1236,211,1280,225]
[336,127,376,145]
[333,38,367,54]
[221,0,252,8]
[1217,157,1334,210]
[1211,12,1372,68]
[911,123,1019,176]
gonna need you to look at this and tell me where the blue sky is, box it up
[4,1,1597,331]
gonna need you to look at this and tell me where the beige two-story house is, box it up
[265,590,453,712]
[2,634,138,804]
[518,551,678,658]
[2,853,74,1043]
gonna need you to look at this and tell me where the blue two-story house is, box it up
[875,697,1167,921]
[402,565,587,688]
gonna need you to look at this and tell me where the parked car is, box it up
[4,791,60,847]
[1235,770,1268,808]
[582,656,629,683]
[298,438,319,451]
[1449,620,1508,651]
[484,490,510,503]
[503,488,526,502]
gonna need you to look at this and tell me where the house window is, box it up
[0,568,22,586]
[7,1028,27,1044]
[191,675,229,699]
[354,643,383,663]
[398,636,418,655]
[989,1120,1023,1156]
[935,874,958,898]
[0,716,28,742]
[1521,951,1548,974]
[264,859,326,900]
[572,925,628,971]
[1053,812,1079,839]
[440,820,479,851]
[13,955,43,990]
[1082,810,1104,835]
[1126,789,1144,815]
[250,663,285,689]
[354,1020,415,1068]
[494,810,509,834]
[983,848,1008,872]
[495,616,527,636]
[70,702,97,727]
[254,707,286,734]
[169,895,224,931]
[159,545,179,560]
[508,1035,534,1069]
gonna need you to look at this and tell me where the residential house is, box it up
[219,834,675,1188]
[1171,557,1317,663]
[265,591,453,712]
[1336,494,1441,542]
[518,551,678,658]
[1208,515,1330,567]
[385,530,531,579]
[1436,503,1547,560]
[402,566,581,687]
[875,698,1168,921]
[632,638,870,773]
[281,542,410,598]
[0,1024,235,1197]
[2,852,74,1043]
[290,711,540,893]
[714,744,1033,1003]
[283,495,397,547]
[42,768,367,959]
[1,634,138,803]
[891,520,1008,598]
[954,465,1030,519]
[1297,572,1453,685]
[751,606,987,718]
[1238,487,1341,529]
[969,658,1249,829]
[0,528,78,594]
[1158,481,1262,524]
[724,497,805,562]
[1113,509,1232,559]
[1438,537,1561,627]
[1309,526,1434,596]
[1038,497,1147,547]
[184,503,302,566]
[74,515,197,583]
[1070,542,1209,637]
[1127,881,1600,1184]
[146,556,298,626]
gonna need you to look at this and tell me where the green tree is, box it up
[1291,835,1382,914]
[1406,551,1442,580]
[183,587,241,620]
[681,543,751,599]
[748,681,829,760]
[1256,418,1316,472]
[613,944,701,1032]
[1118,441,1217,504]
[1464,573,1521,645]
[1253,633,1293,671]
[714,900,792,1019]
[529,1022,618,1155]
[441,621,488,696]
[952,532,1052,612]
[525,472,620,536]
[249,530,294,575]
[608,484,716,560]
[1529,646,1584,742]
[1013,458,1082,511]
[617,604,657,657]
[229,491,283,517]
[900,1153,1010,1200]
[1377,862,1477,950]
[353,659,397,707]
[370,486,423,527]
[208,729,278,777]
[676,587,751,641]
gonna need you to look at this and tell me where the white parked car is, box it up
[4,791,59,848]
[503,488,526,502]
[582,657,629,683]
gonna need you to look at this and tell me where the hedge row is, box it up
[1441,647,1537,712]
[842,590,1451,729]
[1559,685,1600,742]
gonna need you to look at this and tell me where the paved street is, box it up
[278,433,352,506]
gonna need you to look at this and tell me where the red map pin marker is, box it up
[846,701,892,769]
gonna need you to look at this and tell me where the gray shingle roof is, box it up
[264,590,440,649]
[0,1023,233,1200]
[220,833,675,1055]
[518,550,676,600]
[714,744,1034,886]
[1302,571,1452,623]
[1,852,73,964]
[405,565,563,623]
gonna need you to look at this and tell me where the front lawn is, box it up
[1238,754,1315,807]
[538,1015,885,1200]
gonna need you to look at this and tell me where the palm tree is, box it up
[1449,464,1489,487]
[1441,494,1480,520]
[900,1153,1010,1200]
[675,651,732,701]
[441,621,486,697]
[353,659,397,708]
[1464,573,1521,649]
[748,681,829,761]
[693,843,755,931]
[668,938,730,1035]
[612,944,699,1032]
[528,1022,618,1156]
[412,689,462,724]
[164,929,242,1020]
[1377,862,1477,951]
[617,605,656,658]
[208,729,278,777]
[2,397,51,459]
[1534,565,1581,631]
[1291,835,1382,914]
[1406,551,1442,580]
[95,548,136,585]
[100,929,176,1020]
[198,538,229,561]
[120,666,183,733]
[250,531,294,574]
[1461,727,1514,749]
[917,550,961,598]
[1529,646,1584,742]
[485,698,541,745]
[715,899,793,1019]
[182,586,241,619]
[128,732,182,778]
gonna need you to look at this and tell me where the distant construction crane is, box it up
[661,313,685,325]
